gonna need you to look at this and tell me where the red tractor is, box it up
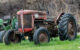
[3,10,77,45]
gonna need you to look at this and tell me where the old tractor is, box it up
[3,10,77,45]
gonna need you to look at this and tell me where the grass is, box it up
[0,36,80,50]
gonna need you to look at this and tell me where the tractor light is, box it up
[34,13,39,18]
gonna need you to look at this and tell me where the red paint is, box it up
[17,10,46,15]
[17,10,47,33]
[19,28,32,32]
[32,14,34,28]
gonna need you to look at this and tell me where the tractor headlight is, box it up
[34,14,39,18]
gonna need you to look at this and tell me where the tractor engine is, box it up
[34,18,58,37]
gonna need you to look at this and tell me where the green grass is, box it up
[0,36,80,50]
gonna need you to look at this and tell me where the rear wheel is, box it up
[33,27,50,44]
[58,14,77,41]
[67,18,77,40]
[3,29,21,45]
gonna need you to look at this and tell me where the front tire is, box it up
[33,27,50,44]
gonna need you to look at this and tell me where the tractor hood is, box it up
[17,10,46,15]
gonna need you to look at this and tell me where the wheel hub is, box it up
[68,21,75,38]
[39,33,48,43]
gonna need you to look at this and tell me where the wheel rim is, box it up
[39,32,48,43]
[68,20,75,39]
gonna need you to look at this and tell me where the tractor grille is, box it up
[23,14,32,28]
[18,14,32,28]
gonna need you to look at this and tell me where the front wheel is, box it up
[33,27,50,44]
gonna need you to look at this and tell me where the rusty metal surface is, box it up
[68,20,75,38]
[39,32,48,42]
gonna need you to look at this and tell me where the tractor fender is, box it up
[56,12,65,24]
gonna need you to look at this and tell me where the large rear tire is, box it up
[33,27,50,44]
[3,29,21,45]
[58,14,77,41]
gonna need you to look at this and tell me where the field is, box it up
[0,35,80,50]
